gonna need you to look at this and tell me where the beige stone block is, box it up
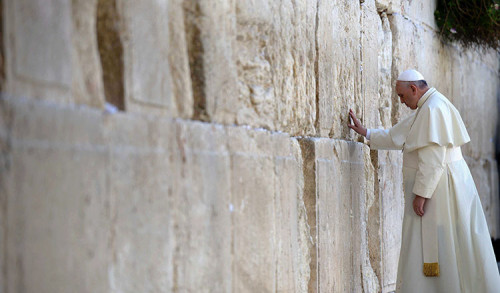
[273,135,311,292]
[362,0,383,130]
[184,0,238,122]
[227,126,276,292]
[4,0,73,102]
[316,1,361,138]
[119,0,174,113]
[168,0,194,119]
[106,118,174,292]
[451,50,498,159]
[378,12,393,129]
[171,120,231,292]
[377,150,404,292]
[4,97,110,292]
[303,138,377,292]
[401,0,438,29]
[72,0,106,108]
[234,0,317,136]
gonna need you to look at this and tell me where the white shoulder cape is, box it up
[389,89,470,152]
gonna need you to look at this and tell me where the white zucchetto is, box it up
[397,69,425,81]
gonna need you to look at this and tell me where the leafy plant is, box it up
[434,0,500,50]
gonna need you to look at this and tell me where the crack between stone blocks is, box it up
[0,94,12,293]
[313,0,320,137]
[96,0,126,111]
[298,138,318,293]
[183,0,208,122]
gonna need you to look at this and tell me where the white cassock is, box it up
[368,88,500,292]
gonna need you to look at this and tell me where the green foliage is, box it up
[434,0,500,50]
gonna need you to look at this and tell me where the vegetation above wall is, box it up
[435,0,500,50]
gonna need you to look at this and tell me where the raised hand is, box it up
[347,109,367,137]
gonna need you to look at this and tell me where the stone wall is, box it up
[0,0,498,292]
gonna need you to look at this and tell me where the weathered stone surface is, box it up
[234,0,317,135]
[119,1,174,113]
[316,2,361,138]
[171,121,231,292]
[451,49,499,159]
[228,127,276,292]
[377,151,404,293]
[362,0,383,131]
[105,114,174,292]
[378,12,393,129]
[4,0,73,102]
[167,0,194,119]
[300,138,378,292]
[72,0,106,108]
[4,97,110,293]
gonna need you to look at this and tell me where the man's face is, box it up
[396,81,419,110]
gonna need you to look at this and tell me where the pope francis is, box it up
[348,69,500,292]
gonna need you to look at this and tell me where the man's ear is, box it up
[411,84,418,94]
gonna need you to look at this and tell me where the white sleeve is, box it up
[369,129,403,150]
[412,144,446,199]
[366,129,371,140]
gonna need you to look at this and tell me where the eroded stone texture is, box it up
[168,0,194,119]
[105,114,174,292]
[451,49,499,160]
[4,97,111,293]
[362,0,383,131]
[72,0,106,108]
[377,150,404,293]
[97,0,125,111]
[316,1,361,138]
[171,121,231,292]
[4,0,72,102]
[378,12,393,129]
[300,138,377,292]
[228,127,276,292]
[235,0,317,135]
[118,0,174,113]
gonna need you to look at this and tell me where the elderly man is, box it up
[348,69,500,292]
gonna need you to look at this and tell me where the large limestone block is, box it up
[451,50,498,159]
[105,114,174,292]
[4,0,106,107]
[4,0,73,102]
[316,2,361,138]
[167,0,194,118]
[171,120,231,292]
[273,135,310,292]
[361,0,384,130]
[377,150,404,292]
[227,126,276,292]
[3,97,111,292]
[301,138,378,292]
[234,0,317,135]
[378,12,393,128]
[183,0,238,122]
[72,0,106,108]
[118,1,174,114]
[401,0,438,29]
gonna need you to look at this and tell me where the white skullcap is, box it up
[397,69,425,81]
